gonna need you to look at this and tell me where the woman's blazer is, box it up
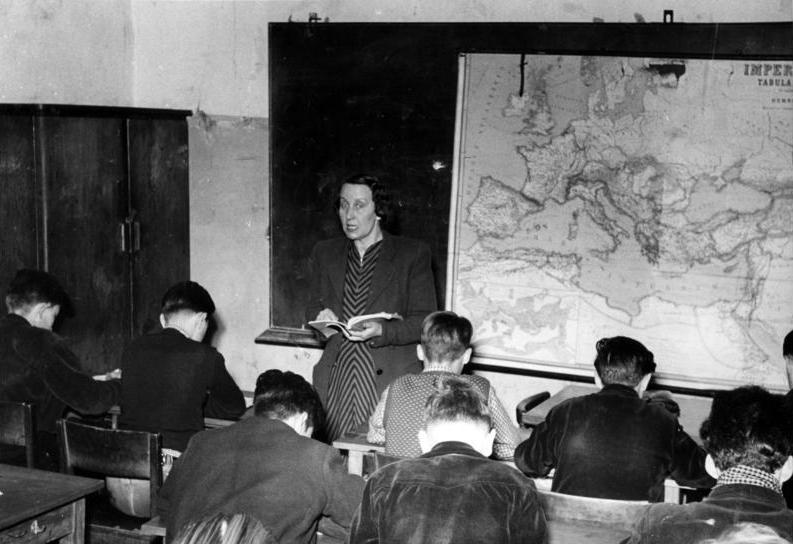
[306,233,438,404]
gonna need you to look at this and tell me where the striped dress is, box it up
[325,240,383,441]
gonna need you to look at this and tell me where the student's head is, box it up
[784,329,793,364]
[5,269,74,330]
[253,369,324,438]
[171,512,278,544]
[417,376,495,457]
[417,311,473,371]
[593,336,656,393]
[159,281,215,341]
[700,385,793,482]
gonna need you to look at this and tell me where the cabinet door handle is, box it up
[120,223,128,253]
[132,221,141,253]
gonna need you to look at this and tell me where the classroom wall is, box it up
[0,0,132,105]
[1,0,790,407]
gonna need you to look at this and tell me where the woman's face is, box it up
[338,183,381,246]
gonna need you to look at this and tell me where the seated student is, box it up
[349,376,546,544]
[159,370,364,544]
[119,281,245,454]
[623,386,793,544]
[515,335,713,501]
[0,269,120,469]
[783,329,793,508]
[367,310,518,459]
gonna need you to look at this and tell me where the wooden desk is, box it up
[523,384,713,442]
[0,463,103,543]
[108,405,239,431]
[546,520,631,544]
[203,417,237,428]
[332,432,385,475]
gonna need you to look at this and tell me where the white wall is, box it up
[0,0,132,105]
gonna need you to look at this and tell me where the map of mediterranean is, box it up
[450,53,793,389]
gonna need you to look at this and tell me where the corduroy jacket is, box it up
[349,441,547,544]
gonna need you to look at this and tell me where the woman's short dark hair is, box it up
[336,174,394,231]
[420,311,473,363]
[254,369,325,432]
[593,336,656,387]
[161,281,215,317]
[5,269,74,317]
[784,329,793,359]
[700,385,793,473]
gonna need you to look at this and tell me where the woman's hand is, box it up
[345,321,383,343]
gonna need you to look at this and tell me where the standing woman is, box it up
[307,174,437,441]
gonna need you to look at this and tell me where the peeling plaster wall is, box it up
[188,114,270,389]
[0,0,132,105]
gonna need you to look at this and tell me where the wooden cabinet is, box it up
[0,105,190,373]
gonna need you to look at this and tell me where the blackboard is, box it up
[258,22,790,350]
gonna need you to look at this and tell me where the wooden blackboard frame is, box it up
[257,22,791,351]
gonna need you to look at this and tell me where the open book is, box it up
[308,312,403,338]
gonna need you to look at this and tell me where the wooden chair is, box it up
[0,400,36,467]
[57,418,164,544]
[516,391,551,428]
[537,489,649,544]
[361,451,407,477]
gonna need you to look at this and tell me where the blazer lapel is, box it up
[327,238,348,306]
[366,234,397,312]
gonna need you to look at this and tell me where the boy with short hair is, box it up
[367,310,518,459]
[515,335,713,501]
[160,370,363,543]
[624,386,793,543]
[120,281,245,452]
[0,269,121,468]
[350,377,547,544]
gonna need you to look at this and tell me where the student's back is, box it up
[517,383,704,501]
[623,386,793,543]
[382,371,489,457]
[159,370,363,544]
[0,269,120,469]
[515,336,712,501]
[119,328,242,450]
[351,377,546,544]
[119,281,244,451]
[367,311,518,459]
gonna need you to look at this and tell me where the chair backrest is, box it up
[516,391,551,428]
[537,489,649,530]
[57,418,163,513]
[0,401,36,467]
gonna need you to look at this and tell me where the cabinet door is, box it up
[40,115,130,373]
[0,115,39,286]
[128,118,189,336]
